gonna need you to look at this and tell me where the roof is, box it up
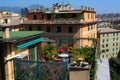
[98,27,120,33]
[52,10,83,14]
[0,31,45,43]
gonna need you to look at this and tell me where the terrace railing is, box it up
[14,58,69,80]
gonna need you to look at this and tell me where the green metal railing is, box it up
[14,59,68,80]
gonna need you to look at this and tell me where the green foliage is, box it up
[78,14,84,19]
[73,47,96,80]
[55,14,69,19]
[42,44,58,61]
[109,57,120,80]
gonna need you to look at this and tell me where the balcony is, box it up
[53,18,83,24]
[23,20,44,24]
[43,32,76,36]
[23,18,84,24]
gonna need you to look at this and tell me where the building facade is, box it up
[21,7,30,17]
[98,27,120,58]
[21,3,97,48]
[0,11,27,31]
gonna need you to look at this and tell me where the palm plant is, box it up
[42,44,58,61]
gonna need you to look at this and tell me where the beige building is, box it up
[0,11,27,31]
[22,3,97,48]
[0,11,20,24]
[98,27,120,58]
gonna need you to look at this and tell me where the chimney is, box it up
[85,6,88,11]
[2,27,10,38]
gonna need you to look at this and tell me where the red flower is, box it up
[58,47,65,53]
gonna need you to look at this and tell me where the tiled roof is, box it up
[98,27,120,33]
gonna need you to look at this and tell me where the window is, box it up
[116,33,118,35]
[116,42,118,46]
[102,50,105,53]
[113,53,114,56]
[4,18,8,24]
[91,14,93,19]
[88,25,90,31]
[57,26,61,33]
[106,49,109,52]
[106,44,108,47]
[33,15,37,20]
[88,13,90,19]
[113,43,115,46]
[37,26,41,31]
[46,26,51,32]
[102,55,104,58]
[113,38,115,41]
[102,45,104,48]
[68,26,73,33]
[102,39,104,43]
[88,36,90,42]
[113,48,114,51]
[116,37,118,40]
[29,26,32,31]
[88,13,91,19]
[116,47,118,50]
[47,14,51,20]
[106,39,109,42]
[91,25,93,29]
[94,33,96,38]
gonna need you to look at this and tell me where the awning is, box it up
[17,37,54,49]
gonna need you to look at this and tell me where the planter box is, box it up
[69,67,90,80]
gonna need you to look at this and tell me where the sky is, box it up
[0,0,120,14]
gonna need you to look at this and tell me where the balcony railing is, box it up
[23,18,84,24]
[54,18,83,23]
[23,20,44,24]
[44,32,78,37]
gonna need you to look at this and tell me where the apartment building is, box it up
[98,27,120,58]
[0,11,26,31]
[21,3,97,48]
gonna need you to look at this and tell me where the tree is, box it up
[109,57,120,80]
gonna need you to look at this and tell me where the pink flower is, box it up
[58,47,65,53]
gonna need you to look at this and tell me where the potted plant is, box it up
[42,44,58,61]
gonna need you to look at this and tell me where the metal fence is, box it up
[14,59,68,80]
